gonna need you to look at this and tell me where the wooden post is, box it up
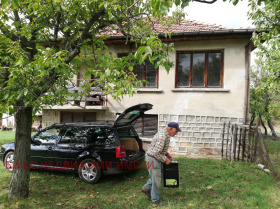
[231,124,237,164]
[237,127,242,161]
[225,121,231,160]
[248,126,253,162]
[253,118,260,163]
[241,127,246,161]
[221,122,226,158]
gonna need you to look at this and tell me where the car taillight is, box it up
[116,145,126,158]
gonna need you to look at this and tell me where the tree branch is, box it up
[65,8,106,64]
[193,0,218,3]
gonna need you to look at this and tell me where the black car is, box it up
[0,103,152,184]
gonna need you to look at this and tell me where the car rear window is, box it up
[88,127,115,145]
[117,126,137,139]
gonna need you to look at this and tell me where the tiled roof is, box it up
[153,19,227,33]
[101,19,228,37]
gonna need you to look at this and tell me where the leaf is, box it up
[2,0,8,5]
[12,0,19,8]
[207,185,213,190]
[23,89,28,96]
[181,0,189,8]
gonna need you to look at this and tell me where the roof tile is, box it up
[101,19,228,37]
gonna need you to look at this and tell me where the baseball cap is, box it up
[167,122,181,132]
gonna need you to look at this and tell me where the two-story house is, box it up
[42,19,256,157]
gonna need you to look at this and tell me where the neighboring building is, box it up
[42,19,256,157]
[1,113,15,130]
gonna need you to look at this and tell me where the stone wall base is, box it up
[143,114,243,158]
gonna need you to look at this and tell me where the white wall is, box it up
[106,38,250,119]
[2,113,15,128]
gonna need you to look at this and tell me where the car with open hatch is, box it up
[0,103,153,184]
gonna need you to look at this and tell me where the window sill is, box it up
[171,88,230,92]
[136,88,163,93]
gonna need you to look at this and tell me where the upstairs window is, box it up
[134,61,158,88]
[118,53,158,88]
[176,51,223,88]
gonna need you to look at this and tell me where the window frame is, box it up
[117,53,159,88]
[175,50,224,88]
[133,114,158,138]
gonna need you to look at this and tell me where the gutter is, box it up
[105,29,258,40]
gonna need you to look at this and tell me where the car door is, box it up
[30,126,61,168]
[52,126,88,170]
[87,127,116,163]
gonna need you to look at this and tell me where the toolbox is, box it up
[163,161,179,187]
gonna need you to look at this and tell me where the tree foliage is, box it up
[248,0,280,136]
[1,0,231,199]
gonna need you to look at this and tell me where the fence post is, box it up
[241,127,246,161]
[253,118,260,163]
[231,124,237,164]
[221,122,226,158]
[237,126,242,161]
[226,121,231,160]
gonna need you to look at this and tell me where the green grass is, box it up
[0,130,16,146]
[0,132,280,208]
[0,131,36,146]
[265,139,280,174]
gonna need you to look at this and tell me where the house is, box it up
[42,19,256,157]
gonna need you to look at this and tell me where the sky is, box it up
[182,0,257,63]
[183,0,254,29]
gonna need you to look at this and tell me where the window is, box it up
[176,51,223,88]
[134,61,158,88]
[133,114,158,138]
[88,128,115,145]
[118,53,158,88]
[33,127,61,145]
[59,127,88,144]
[60,112,96,123]
[117,126,137,138]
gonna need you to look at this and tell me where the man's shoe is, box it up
[152,200,166,206]
[141,188,151,199]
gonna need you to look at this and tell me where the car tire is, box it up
[4,151,14,172]
[78,158,101,184]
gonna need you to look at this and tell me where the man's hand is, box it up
[167,153,173,161]
[165,158,171,165]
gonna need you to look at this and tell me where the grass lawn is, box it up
[0,131,280,208]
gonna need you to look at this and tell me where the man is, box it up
[141,122,181,205]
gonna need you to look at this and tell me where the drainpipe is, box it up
[243,42,251,124]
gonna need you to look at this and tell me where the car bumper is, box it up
[0,150,4,164]
[103,151,145,175]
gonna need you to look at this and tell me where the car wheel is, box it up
[78,159,101,184]
[4,151,14,172]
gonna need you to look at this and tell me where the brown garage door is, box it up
[61,112,96,123]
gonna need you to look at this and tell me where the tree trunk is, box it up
[263,92,277,137]
[259,115,268,135]
[267,119,277,138]
[8,103,33,199]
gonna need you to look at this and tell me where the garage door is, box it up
[61,112,96,123]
